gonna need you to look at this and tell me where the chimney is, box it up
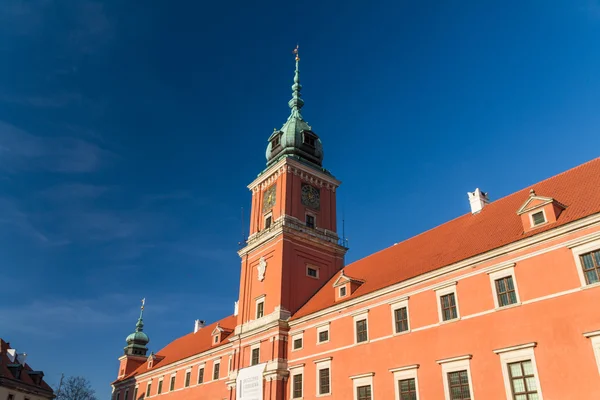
[194,320,205,333]
[468,188,490,214]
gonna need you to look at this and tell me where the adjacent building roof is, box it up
[0,339,54,397]
[293,157,600,319]
[119,315,236,381]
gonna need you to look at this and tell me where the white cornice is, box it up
[289,213,600,326]
[436,354,472,364]
[493,342,537,354]
[248,157,341,192]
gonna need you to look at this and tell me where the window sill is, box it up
[316,393,331,397]
[438,317,461,325]
[317,340,330,345]
[494,302,522,311]
[580,282,600,291]
[393,329,411,337]
[354,340,370,346]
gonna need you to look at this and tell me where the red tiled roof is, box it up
[293,157,600,319]
[119,315,236,381]
[0,338,54,394]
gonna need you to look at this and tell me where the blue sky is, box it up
[1,0,600,398]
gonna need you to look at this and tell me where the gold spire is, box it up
[293,44,300,62]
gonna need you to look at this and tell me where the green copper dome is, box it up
[266,51,324,168]
[123,302,150,356]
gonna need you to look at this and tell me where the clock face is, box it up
[262,185,276,212]
[301,184,320,210]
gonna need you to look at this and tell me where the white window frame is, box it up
[390,364,419,400]
[436,355,474,400]
[263,211,273,229]
[434,282,460,323]
[291,331,304,352]
[228,355,233,373]
[157,377,164,394]
[529,209,547,227]
[306,264,320,279]
[305,211,316,228]
[349,372,374,400]
[569,237,600,288]
[184,367,192,387]
[352,310,369,345]
[197,362,206,384]
[584,330,600,374]
[493,342,543,400]
[250,342,261,365]
[289,364,305,399]
[255,295,266,319]
[314,357,332,397]
[389,297,410,335]
[213,359,221,381]
[339,285,347,298]
[169,373,176,392]
[134,385,139,400]
[316,323,330,344]
[146,381,152,397]
[488,263,521,309]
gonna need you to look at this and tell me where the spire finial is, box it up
[136,298,145,332]
[288,44,304,112]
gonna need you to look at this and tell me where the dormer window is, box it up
[303,132,316,147]
[517,189,565,232]
[531,211,546,226]
[271,135,281,148]
[333,271,364,301]
[339,286,347,297]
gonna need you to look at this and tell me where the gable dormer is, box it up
[333,271,364,301]
[517,189,566,232]
[211,324,232,346]
[147,352,156,369]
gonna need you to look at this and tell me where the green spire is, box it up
[288,45,304,112]
[135,298,145,332]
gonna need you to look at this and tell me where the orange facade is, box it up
[111,60,600,399]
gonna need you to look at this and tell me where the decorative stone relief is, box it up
[257,257,267,281]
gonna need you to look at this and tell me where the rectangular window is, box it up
[146,383,151,397]
[306,214,315,228]
[447,370,471,400]
[398,378,417,400]
[394,307,409,333]
[357,385,372,400]
[307,267,318,278]
[319,368,330,395]
[272,135,280,148]
[531,211,546,226]
[495,276,518,307]
[251,347,260,366]
[508,360,538,399]
[265,215,272,229]
[292,374,303,398]
[318,330,329,343]
[303,133,316,147]
[581,249,600,285]
[198,367,204,384]
[256,301,264,319]
[339,286,347,297]
[185,371,191,387]
[133,388,138,400]
[356,319,368,343]
[293,338,303,350]
[169,376,175,391]
[213,362,220,380]
[116,393,120,400]
[157,380,163,394]
[440,293,458,321]
[124,390,129,400]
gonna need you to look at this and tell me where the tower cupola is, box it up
[124,298,149,357]
[266,46,324,168]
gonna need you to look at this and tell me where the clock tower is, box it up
[235,49,347,333]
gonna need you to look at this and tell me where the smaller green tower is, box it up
[123,299,149,357]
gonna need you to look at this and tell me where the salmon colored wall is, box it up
[286,226,600,399]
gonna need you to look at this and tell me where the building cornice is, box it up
[248,157,341,193]
[289,212,600,326]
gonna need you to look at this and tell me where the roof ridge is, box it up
[343,156,600,271]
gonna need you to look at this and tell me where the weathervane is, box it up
[141,298,146,311]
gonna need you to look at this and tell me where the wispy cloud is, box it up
[0,121,114,173]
